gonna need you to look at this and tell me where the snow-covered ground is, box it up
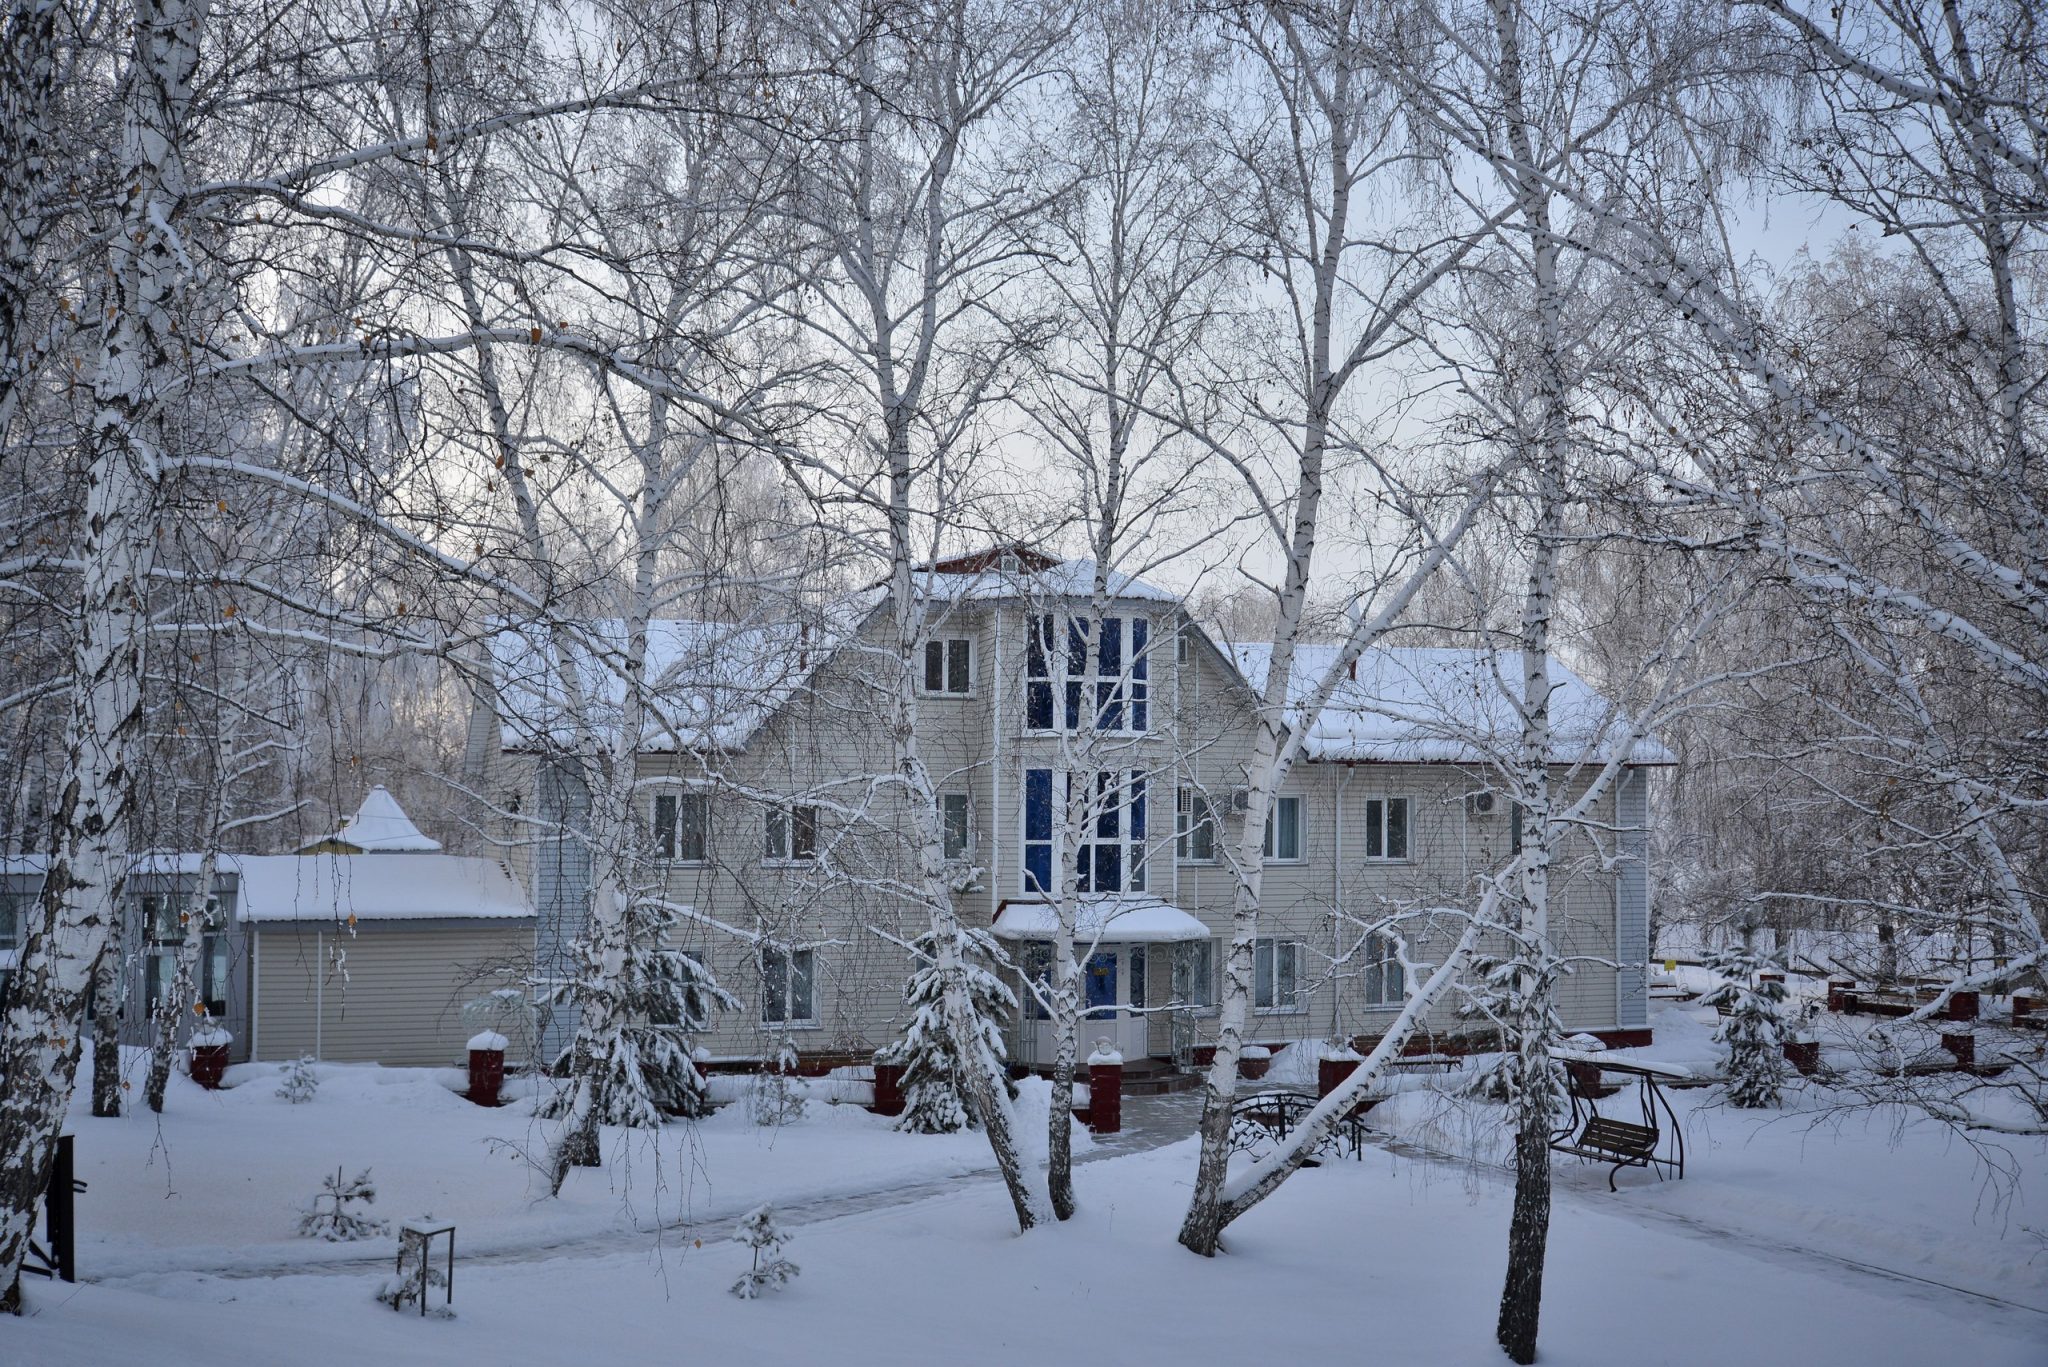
[6,1020,2045,1365]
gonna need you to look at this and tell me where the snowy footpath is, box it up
[4,1025,2045,1365]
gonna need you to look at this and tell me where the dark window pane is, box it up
[924,640,945,692]
[1131,619,1148,679]
[1025,769,1052,841]
[1067,619,1087,675]
[1510,802,1524,855]
[679,795,706,862]
[1131,684,1147,733]
[1096,772,1118,838]
[762,948,788,1023]
[1094,845,1121,893]
[653,794,678,858]
[1130,947,1147,1007]
[1028,617,1050,679]
[1064,680,1082,730]
[793,806,817,860]
[1388,798,1407,860]
[948,638,971,692]
[1027,681,1052,729]
[1129,776,1146,839]
[792,949,815,1021]
[1096,679,1122,731]
[943,793,969,860]
[1366,799,1384,858]
[1026,843,1053,894]
[1098,617,1122,676]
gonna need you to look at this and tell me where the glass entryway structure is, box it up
[991,896,1210,1066]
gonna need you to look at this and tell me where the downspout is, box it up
[991,603,1003,926]
[1332,762,1352,1041]
[314,929,323,1060]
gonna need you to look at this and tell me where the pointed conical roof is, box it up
[300,786,442,853]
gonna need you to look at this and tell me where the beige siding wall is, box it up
[253,920,534,1066]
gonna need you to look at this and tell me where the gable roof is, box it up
[913,556,1179,604]
[487,617,839,754]
[1228,643,1675,766]
[301,786,441,853]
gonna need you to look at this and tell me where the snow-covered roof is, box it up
[915,557,1178,605]
[233,853,532,923]
[300,786,441,853]
[487,617,834,754]
[990,896,1211,943]
[1228,644,1676,766]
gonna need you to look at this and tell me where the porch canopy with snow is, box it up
[992,896,1209,1063]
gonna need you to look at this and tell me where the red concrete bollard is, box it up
[467,1032,507,1107]
[188,1027,232,1090]
[1318,1053,1362,1098]
[1086,1047,1123,1135]
[1946,991,1980,1022]
[1939,1029,1975,1069]
[870,1059,906,1117]
[1782,1038,1820,1076]
[1237,1045,1271,1081]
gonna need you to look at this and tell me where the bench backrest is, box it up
[1579,1117,1659,1156]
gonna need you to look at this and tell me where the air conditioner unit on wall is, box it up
[1467,791,1499,817]
[1229,785,1251,813]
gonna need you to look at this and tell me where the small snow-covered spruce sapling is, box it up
[877,927,1018,1135]
[729,1204,799,1299]
[749,1037,807,1127]
[297,1167,389,1241]
[1700,942,1790,1108]
[276,1054,319,1104]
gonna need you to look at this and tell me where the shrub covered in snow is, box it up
[275,1054,319,1104]
[297,1167,388,1242]
[1700,941,1789,1108]
[729,1204,800,1299]
[749,1038,808,1127]
[877,926,1017,1135]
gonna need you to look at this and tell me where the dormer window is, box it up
[923,638,973,695]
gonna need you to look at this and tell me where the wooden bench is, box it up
[1551,1115,1661,1191]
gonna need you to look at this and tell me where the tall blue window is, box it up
[1021,769,1147,895]
[1025,615,1150,734]
[1024,768,1054,894]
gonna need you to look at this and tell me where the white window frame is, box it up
[1360,933,1405,1007]
[1362,796,1410,862]
[764,803,819,864]
[1176,788,1216,863]
[759,944,817,1027]
[1022,768,1149,895]
[1262,795,1303,863]
[1253,936,1304,1014]
[920,637,974,696]
[941,791,971,861]
[649,786,708,864]
[1024,615,1151,735]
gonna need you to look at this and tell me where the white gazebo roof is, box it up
[303,786,442,853]
[990,896,1211,944]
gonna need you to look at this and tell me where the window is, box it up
[922,637,972,695]
[1129,946,1147,1008]
[1510,801,1524,855]
[1021,768,1147,894]
[1361,934,1404,1006]
[1253,937,1301,1012]
[1172,939,1217,1011]
[1176,789,1215,862]
[1363,797,1409,860]
[0,890,19,948]
[1263,796,1302,862]
[1020,940,1052,1020]
[764,804,818,862]
[760,945,816,1026]
[142,894,229,1019]
[652,790,707,862]
[1025,615,1149,733]
[942,792,971,861]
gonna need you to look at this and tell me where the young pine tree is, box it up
[539,899,735,1128]
[1701,941,1789,1108]
[879,927,1018,1135]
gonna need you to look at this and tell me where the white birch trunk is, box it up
[0,0,206,1308]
